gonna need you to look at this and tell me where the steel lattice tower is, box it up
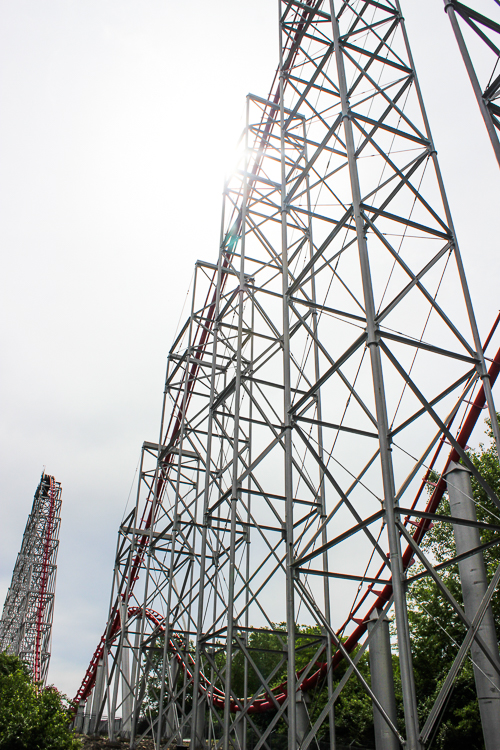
[74,2,500,748]
[0,472,62,685]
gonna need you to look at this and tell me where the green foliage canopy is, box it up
[0,651,80,750]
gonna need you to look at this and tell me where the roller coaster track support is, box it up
[76,2,500,749]
[0,473,62,686]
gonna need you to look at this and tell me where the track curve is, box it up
[72,337,500,715]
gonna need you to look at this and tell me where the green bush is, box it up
[0,651,80,750]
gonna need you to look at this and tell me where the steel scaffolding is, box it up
[0,472,62,685]
[74,2,500,748]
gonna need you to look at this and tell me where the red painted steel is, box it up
[72,0,500,713]
[72,3,316,711]
[73,341,500,716]
[33,475,57,684]
[236,340,500,713]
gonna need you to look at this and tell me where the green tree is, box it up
[306,643,383,748]
[143,625,382,747]
[407,418,500,749]
[232,624,381,748]
[231,623,288,698]
[0,651,80,750]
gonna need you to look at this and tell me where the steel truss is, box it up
[0,472,62,685]
[76,2,500,749]
[444,0,500,166]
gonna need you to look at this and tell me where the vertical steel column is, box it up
[75,701,85,733]
[129,614,142,746]
[368,610,400,750]
[194,694,206,750]
[129,456,164,744]
[190,183,228,750]
[166,656,180,739]
[222,90,251,750]
[296,691,311,750]
[444,462,500,749]
[83,700,91,735]
[234,714,244,750]
[241,264,255,750]
[109,601,129,740]
[157,268,199,750]
[302,106,336,750]
[329,4,421,748]
[279,7,298,748]
[121,642,132,736]
[90,658,105,735]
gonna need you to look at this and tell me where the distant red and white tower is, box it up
[0,472,62,685]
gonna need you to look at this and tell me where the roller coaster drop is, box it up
[0,473,62,686]
[74,2,500,748]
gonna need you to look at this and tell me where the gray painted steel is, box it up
[76,4,500,749]
[444,1,500,170]
[83,701,91,735]
[296,691,311,750]
[368,610,400,750]
[74,702,84,733]
[90,659,105,736]
[194,695,206,750]
[445,462,500,749]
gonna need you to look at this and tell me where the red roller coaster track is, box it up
[73,329,500,713]
[73,1,315,709]
[72,0,500,715]
[33,475,58,684]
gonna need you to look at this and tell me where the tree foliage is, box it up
[0,651,80,750]
[143,626,382,747]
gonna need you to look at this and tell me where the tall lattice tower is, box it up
[74,2,500,749]
[0,472,62,685]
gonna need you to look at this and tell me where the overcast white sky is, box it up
[1,0,499,699]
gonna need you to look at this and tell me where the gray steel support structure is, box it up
[0,472,62,686]
[75,3,500,749]
[444,0,500,168]
[368,610,399,750]
[444,462,500,749]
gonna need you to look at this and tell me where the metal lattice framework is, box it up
[74,2,500,749]
[0,472,62,685]
[444,0,500,166]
